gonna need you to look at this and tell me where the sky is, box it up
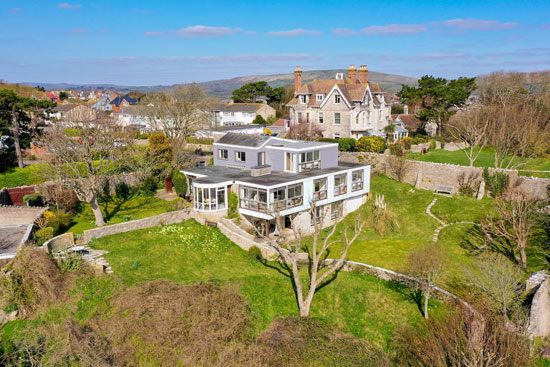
[1,0,549,85]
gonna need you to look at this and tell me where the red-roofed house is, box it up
[45,91,60,103]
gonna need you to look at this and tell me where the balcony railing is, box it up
[240,199,268,212]
[270,197,303,211]
[334,185,347,196]
[298,160,320,172]
[312,190,327,201]
[351,181,364,192]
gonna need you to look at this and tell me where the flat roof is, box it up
[182,161,367,188]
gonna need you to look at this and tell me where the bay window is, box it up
[240,186,267,212]
[298,150,320,172]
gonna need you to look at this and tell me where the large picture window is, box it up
[313,178,327,200]
[334,173,347,196]
[239,186,267,212]
[298,150,320,172]
[271,184,303,211]
[193,186,226,212]
[352,170,364,191]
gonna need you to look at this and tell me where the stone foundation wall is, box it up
[42,233,74,253]
[0,205,47,226]
[83,209,191,243]
[339,152,550,200]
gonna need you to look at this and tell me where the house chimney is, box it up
[348,64,357,83]
[358,65,368,84]
[403,105,409,114]
[294,66,302,93]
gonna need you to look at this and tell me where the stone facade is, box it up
[339,152,550,200]
[527,271,550,337]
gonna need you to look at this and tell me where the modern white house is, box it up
[209,101,276,127]
[181,133,370,234]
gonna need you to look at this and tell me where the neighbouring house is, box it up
[49,104,97,123]
[209,101,276,127]
[181,133,370,235]
[91,96,113,111]
[45,91,61,103]
[391,108,437,137]
[110,96,138,112]
[287,65,392,140]
[197,124,269,141]
[114,106,151,132]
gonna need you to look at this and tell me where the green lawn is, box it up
[315,176,492,278]
[0,165,45,188]
[88,220,443,346]
[406,148,550,178]
[66,195,173,234]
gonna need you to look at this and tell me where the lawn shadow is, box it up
[380,279,425,317]
[101,195,154,222]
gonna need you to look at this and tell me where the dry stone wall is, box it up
[83,209,191,243]
[339,152,550,200]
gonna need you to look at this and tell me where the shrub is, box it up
[247,246,263,260]
[23,193,45,207]
[63,128,80,137]
[338,137,356,152]
[172,172,187,196]
[264,127,272,136]
[388,143,405,156]
[458,172,481,197]
[46,211,72,234]
[139,176,159,196]
[429,139,437,150]
[318,137,338,144]
[169,198,188,211]
[252,115,267,124]
[115,182,131,200]
[137,132,150,140]
[402,136,413,150]
[35,227,54,245]
[356,136,386,153]
[483,168,509,197]
[371,195,399,235]
[228,192,238,215]
[412,135,427,144]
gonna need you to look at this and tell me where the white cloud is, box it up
[57,3,81,10]
[438,18,520,31]
[10,7,21,14]
[331,28,357,37]
[69,28,89,34]
[266,29,322,37]
[144,25,241,38]
[360,24,427,35]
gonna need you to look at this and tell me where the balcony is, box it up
[240,199,268,212]
[270,197,303,212]
[298,160,320,172]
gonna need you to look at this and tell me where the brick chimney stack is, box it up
[348,64,357,83]
[358,65,368,84]
[294,66,302,93]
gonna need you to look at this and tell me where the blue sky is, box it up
[1,0,549,85]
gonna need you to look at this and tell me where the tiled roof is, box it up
[391,114,421,130]
[288,78,384,107]
[110,96,137,107]
[216,133,271,147]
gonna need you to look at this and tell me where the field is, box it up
[406,148,550,178]
[0,165,45,188]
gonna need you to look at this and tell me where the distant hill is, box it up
[20,69,418,100]
[0,83,46,99]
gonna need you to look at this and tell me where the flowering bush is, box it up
[157,224,231,253]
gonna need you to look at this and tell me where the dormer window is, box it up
[300,95,308,104]
[334,94,341,104]
[316,94,324,102]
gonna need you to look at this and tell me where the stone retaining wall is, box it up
[83,209,191,243]
[339,152,550,200]
[41,232,74,253]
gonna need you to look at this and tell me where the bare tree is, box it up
[403,243,447,319]
[465,254,524,318]
[39,115,134,226]
[263,203,365,317]
[140,84,211,164]
[284,120,324,141]
[479,191,542,269]
[447,107,489,166]
[385,156,411,183]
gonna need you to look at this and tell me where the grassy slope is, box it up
[318,176,494,277]
[67,195,173,234]
[406,148,550,178]
[0,165,45,188]
[88,220,442,346]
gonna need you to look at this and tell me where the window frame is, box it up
[235,151,246,162]
[217,148,228,160]
[334,173,347,196]
[334,94,341,104]
[318,112,324,124]
[334,112,341,125]
[351,169,364,192]
[316,94,324,102]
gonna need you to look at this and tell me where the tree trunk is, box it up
[424,290,430,319]
[519,246,527,269]
[90,192,105,227]
[12,113,24,169]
